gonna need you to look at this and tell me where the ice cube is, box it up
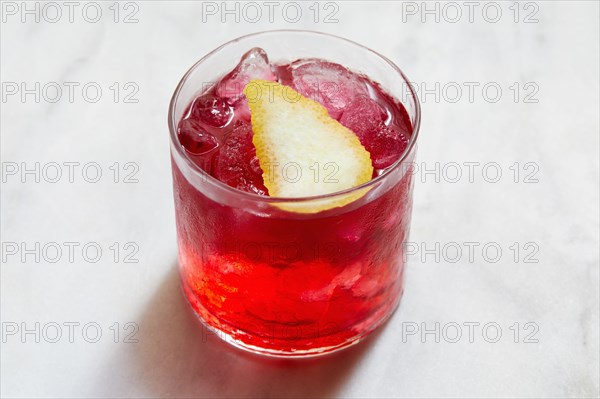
[177,118,219,155]
[216,47,277,105]
[190,93,233,128]
[366,124,409,169]
[340,98,408,168]
[350,264,389,298]
[233,98,252,122]
[300,261,362,301]
[290,60,368,119]
[339,97,387,140]
[213,123,268,195]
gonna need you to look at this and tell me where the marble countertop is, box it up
[1,1,598,398]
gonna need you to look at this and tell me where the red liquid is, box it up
[172,48,415,355]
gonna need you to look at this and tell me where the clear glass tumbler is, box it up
[169,30,421,357]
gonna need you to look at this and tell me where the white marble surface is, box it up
[1,1,599,398]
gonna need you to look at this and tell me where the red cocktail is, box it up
[169,31,420,356]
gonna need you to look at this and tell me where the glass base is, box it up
[180,274,403,358]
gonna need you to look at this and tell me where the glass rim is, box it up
[168,29,421,203]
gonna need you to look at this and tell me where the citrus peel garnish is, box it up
[244,79,373,213]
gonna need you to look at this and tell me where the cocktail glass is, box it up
[169,30,421,357]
